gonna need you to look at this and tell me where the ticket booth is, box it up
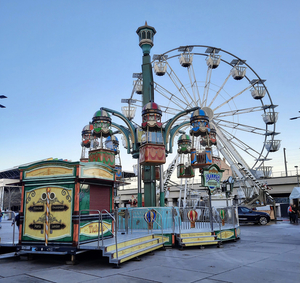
[18,160,116,254]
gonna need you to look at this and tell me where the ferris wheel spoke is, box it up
[202,66,213,108]
[207,72,232,108]
[154,82,190,110]
[217,125,267,162]
[131,100,182,117]
[187,63,201,106]
[165,61,197,107]
[161,105,185,116]
[138,44,277,175]
[213,119,267,135]
[212,85,252,112]
[214,106,264,119]
[215,126,252,171]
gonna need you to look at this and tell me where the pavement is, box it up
[0,218,299,283]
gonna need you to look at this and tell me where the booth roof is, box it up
[289,187,300,200]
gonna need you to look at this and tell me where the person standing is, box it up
[11,212,20,230]
[199,196,206,221]
[0,209,3,228]
[288,204,293,223]
[292,204,298,224]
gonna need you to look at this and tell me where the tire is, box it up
[259,216,268,225]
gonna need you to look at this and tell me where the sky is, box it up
[0,0,300,177]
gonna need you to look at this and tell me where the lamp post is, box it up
[290,111,300,120]
[87,23,200,208]
[295,166,299,187]
[0,95,7,108]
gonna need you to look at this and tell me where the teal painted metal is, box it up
[137,23,156,207]
[118,207,178,231]
[168,122,189,154]
[164,107,199,154]
[142,54,154,105]
[143,165,156,207]
[111,122,131,155]
[101,107,138,153]
[138,192,142,207]
[136,22,156,56]
[160,191,165,207]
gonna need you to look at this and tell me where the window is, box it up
[241,207,250,213]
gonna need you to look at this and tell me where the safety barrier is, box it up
[77,209,119,263]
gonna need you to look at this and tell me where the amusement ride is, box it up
[80,22,280,209]
[0,22,281,266]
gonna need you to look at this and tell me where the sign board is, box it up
[24,186,72,241]
[202,164,224,192]
[121,99,137,104]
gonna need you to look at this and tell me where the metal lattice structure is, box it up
[124,45,280,204]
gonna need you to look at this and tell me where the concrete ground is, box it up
[0,219,299,283]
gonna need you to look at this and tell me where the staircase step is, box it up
[110,242,164,264]
[180,236,217,243]
[179,232,212,238]
[182,240,219,247]
[105,235,153,252]
[109,238,161,258]
[103,234,169,265]
[178,235,215,240]
[177,232,219,247]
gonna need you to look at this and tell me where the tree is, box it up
[3,186,21,211]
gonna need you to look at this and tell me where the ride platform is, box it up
[0,206,240,265]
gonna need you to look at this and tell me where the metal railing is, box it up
[177,206,218,232]
[76,206,237,261]
[2,211,17,245]
[101,209,119,264]
[118,206,238,234]
[118,207,166,244]
[215,206,239,229]
[78,209,101,248]
[77,209,117,262]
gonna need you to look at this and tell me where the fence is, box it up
[118,206,239,235]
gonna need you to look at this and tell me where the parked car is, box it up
[238,206,270,225]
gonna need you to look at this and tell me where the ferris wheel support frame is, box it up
[122,28,279,207]
[151,45,278,174]
[215,126,259,197]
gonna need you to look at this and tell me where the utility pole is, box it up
[283,148,288,176]
[295,166,299,187]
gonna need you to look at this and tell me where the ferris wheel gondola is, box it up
[126,44,280,201]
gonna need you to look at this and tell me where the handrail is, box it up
[78,209,116,256]
[212,207,222,243]
[8,211,17,245]
[126,207,164,245]
[101,209,118,265]
[177,206,224,232]
[77,209,101,249]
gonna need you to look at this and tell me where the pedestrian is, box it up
[292,204,298,224]
[288,204,293,223]
[291,204,298,224]
[199,196,206,221]
[11,212,20,230]
[0,209,3,228]
[199,196,205,207]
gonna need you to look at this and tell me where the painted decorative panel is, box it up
[23,186,73,242]
[139,144,166,165]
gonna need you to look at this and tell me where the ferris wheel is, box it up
[127,45,280,198]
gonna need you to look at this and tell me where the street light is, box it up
[295,166,299,187]
[290,111,300,120]
[0,95,7,108]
